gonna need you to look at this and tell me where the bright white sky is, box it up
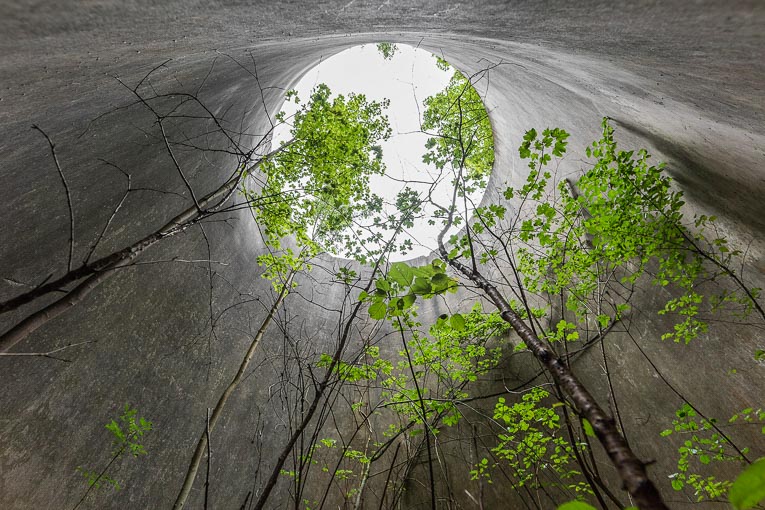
[272,43,486,261]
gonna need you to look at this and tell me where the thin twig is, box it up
[0,340,97,362]
[84,159,131,263]
[159,121,202,211]
[32,125,75,273]
[204,408,211,510]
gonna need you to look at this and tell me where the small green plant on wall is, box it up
[73,404,152,509]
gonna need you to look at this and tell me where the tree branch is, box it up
[172,272,294,510]
[32,125,75,273]
[0,340,96,362]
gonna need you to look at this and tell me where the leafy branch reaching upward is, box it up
[425,110,763,507]
[414,67,738,506]
[513,119,762,345]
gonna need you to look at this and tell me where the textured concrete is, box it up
[0,1,763,509]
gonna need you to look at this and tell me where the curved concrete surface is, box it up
[0,1,763,508]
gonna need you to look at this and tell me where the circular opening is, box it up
[271,43,494,262]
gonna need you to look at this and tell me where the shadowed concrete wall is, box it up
[0,1,763,508]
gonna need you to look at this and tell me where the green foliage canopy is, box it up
[376,42,399,60]
[250,83,391,254]
[421,69,494,193]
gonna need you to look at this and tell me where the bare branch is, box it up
[0,165,242,351]
[158,114,202,212]
[32,124,75,273]
[84,159,131,264]
[0,340,97,362]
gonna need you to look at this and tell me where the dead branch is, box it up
[0,340,97,362]
[32,125,75,273]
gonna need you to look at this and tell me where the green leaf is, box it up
[671,478,684,491]
[450,313,466,331]
[389,262,414,287]
[730,457,765,509]
[431,272,450,286]
[375,278,390,293]
[431,259,446,271]
[411,277,432,295]
[582,419,595,438]
[557,502,597,510]
[755,349,765,361]
[368,301,387,320]
[401,293,416,309]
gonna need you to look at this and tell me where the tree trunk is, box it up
[441,250,669,509]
